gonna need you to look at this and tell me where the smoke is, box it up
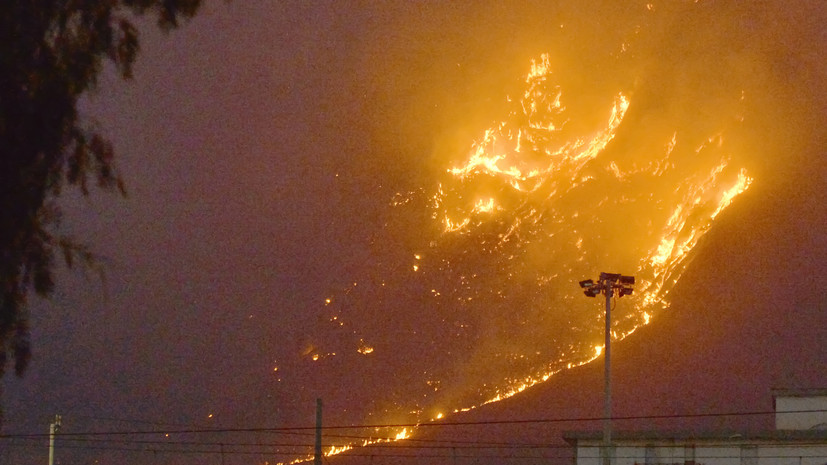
[289,0,826,437]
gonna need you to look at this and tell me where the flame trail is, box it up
[286,47,753,462]
[412,52,753,406]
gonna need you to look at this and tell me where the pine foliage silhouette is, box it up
[0,0,201,379]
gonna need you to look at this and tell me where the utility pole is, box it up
[602,277,613,465]
[48,414,61,465]
[314,398,323,465]
[579,272,634,465]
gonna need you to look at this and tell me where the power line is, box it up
[5,432,827,461]
[11,433,827,451]
[4,435,563,450]
[4,408,825,464]
[2,407,819,440]
[4,439,827,461]
[0,434,524,450]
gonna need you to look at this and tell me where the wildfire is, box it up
[357,339,374,355]
[425,52,752,405]
[302,45,754,460]
[276,427,414,465]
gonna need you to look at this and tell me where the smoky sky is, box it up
[3,1,826,464]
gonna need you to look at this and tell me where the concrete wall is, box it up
[575,444,827,465]
[775,395,827,430]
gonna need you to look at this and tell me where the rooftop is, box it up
[563,429,827,446]
[772,388,827,398]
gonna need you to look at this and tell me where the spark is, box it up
[305,47,754,460]
[357,340,374,355]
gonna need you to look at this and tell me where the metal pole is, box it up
[603,282,612,465]
[580,273,632,465]
[314,398,323,465]
[48,422,55,465]
[48,415,61,465]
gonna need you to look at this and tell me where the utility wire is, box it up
[4,435,565,450]
[9,433,827,452]
[4,440,827,461]
[3,407,821,439]
[4,407,824,464]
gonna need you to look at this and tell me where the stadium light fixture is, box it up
[578,272,635,465]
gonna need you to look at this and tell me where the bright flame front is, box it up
[291,46,754,462]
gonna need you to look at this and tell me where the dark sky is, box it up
[2,1,826,464]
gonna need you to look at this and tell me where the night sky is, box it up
[2,1,826,464]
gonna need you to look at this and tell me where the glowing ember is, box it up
[300,44,753,457]
[357,339,374,355]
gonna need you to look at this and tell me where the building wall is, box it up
[775,395,827,430]
[574,444,827,465]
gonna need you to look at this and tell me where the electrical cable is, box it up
[4,439,827,461]
[4,407,822,439]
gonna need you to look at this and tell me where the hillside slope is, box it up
[329,160,827,465]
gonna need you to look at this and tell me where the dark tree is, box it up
[0,0,201,379]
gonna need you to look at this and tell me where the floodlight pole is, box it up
[579,273,634,465]
[48,414,61,465]
[314,398,323,465]
[602,276,612,465]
